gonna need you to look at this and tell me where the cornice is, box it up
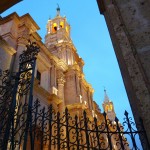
[66,103,87,110]
[0,12,20,25]
[50,16,66,22]
[67,63,81,72]
[20,13,40,30]
[81,78,94,93]
[1,12,40,33]
[56,59,68,71]
[30,32,42,42]
[56,40,77,52]
[48,94,62,105]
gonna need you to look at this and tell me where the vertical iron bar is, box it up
[124,111,137,150]
[23,59,36,150]
[3,72,20,150]
[32,100,39,150]
[23,98,32,150]
[48,105,52,150]
[83,111,90,150]
[103,112,113,150]
[40,107,45,150]
[115,117,125,150]
[29,95,34,150]
[75,115,80,150]
[11,112,15,150]
[94,117,101,150]
[57,112,60,150]
[65,108,70,150]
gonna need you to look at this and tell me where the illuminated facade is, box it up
[0,8,129,150]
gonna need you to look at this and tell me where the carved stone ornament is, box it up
[57,77,65,85]
[17,27,30,46]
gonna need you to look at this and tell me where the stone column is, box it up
[100,1,150,144]
[87,87,91,109]
[75,71,84,104]
[89,87,94,110]
[57,70,65,112]
[57,77,65,101]
[50,63,57,94]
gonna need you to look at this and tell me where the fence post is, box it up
[40,107,45,150]
[115,117,125,150]
[57,112,60,150]
[124,110,137,150]
[103,112,113,149]
[94,117,101,149]
[3,72,20,150]
[75,115,80,149]
[32,99,39,150]
[65,107,70,150]
[48,104,53,150]
[83,111,90,150]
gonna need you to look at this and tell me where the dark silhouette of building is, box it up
[97,0,150,144]
[0,0,22,14]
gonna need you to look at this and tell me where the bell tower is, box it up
[103,90,116,121]
[44,7,94,109]
[45,6,84,68]
[45,5,71,48]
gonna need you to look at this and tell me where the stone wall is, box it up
[97,0,150,144]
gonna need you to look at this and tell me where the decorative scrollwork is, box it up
[0,40,40,150]
[19,40,40,64]
[0,40,149,149]
[0,97,149,149]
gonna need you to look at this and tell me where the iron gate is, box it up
[0,41,149,150]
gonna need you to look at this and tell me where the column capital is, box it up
[57,69,65,85]
[57,77,65,85]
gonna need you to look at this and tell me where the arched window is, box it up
[60,21,64,28]
[52,23,57,33]
[105,105,109,112]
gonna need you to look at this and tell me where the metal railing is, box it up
[0,41,149,150]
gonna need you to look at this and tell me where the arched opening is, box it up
[52,23,57,33]
[60,21,64,28]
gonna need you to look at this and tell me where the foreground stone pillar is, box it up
[57,77,65,112]
[97,0,150,145]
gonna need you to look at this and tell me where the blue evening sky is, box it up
[1,0,133,121]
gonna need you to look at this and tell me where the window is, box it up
[60,21,64,28]
[36,70,41,84]
[52,23,57,33]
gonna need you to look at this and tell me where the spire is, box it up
[56,4,60,16]
[104,89,110,102]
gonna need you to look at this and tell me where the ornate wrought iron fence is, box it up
[0,41,39,150]
[0,98,149,150]
[0,41,149,150]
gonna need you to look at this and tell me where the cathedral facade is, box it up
[0,8,131,150]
